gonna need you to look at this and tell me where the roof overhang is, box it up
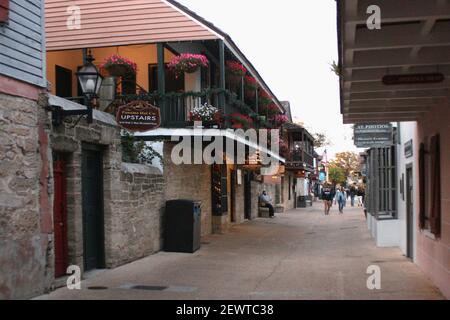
[337,0,450,124]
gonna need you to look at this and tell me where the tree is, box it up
[312,132,332,148]
[329,151,361,177]
[328,165,346,185]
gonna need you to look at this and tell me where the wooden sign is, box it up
[116,100,161,132]
[383,73,444,85]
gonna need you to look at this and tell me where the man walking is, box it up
[336,187,346,214]
[349,184,357,207]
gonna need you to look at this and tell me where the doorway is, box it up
[406,165,414,260]
[244,171,252,220]
[230,170,236,223]
[82,144,105,271]
[53,154,68,278]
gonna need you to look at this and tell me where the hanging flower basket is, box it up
[168,53,209,76]
[100,54,137,77]
[189,103,222,127]
[226,61,247,87]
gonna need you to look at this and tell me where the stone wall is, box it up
[0,93,53,299]
[105,163,165,267]
[163,142,212,236]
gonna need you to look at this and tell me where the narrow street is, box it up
[37,204,444,300]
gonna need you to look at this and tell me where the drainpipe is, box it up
[157,43,166,123]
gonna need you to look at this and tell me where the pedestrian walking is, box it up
[336,187,346,214]
[321,183,334,215]
[349,184,357,207]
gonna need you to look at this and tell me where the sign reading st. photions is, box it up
[354,123,393,148]
[116,100,161,132]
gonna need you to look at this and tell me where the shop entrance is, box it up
[82,144,105,271]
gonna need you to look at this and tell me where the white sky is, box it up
[177,0,363,158]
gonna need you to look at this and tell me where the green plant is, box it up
[121,131,162,165]
[330,60,341,76]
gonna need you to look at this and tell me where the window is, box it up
[148,64,184,93]
[0,0,9,24]
[55,66,73,98]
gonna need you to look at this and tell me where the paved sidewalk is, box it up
[36,203,444,300]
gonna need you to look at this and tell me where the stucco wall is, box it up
[416,102,450,299]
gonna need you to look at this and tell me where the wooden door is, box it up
[82,146,105,271]
[53,157,68,278]
[244,171,252,220]
[230,170,236,223]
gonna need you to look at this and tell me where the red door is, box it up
[53,159,68,278]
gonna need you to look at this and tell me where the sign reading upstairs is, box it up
[354,123,393,148]
[116,100,161,132]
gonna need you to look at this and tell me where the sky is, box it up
[177,0,362,159]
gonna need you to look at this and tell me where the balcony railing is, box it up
[286,149,314,171]
[110,89,262,128]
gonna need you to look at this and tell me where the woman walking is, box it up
[336,187,346,214]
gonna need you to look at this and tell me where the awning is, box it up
[134,128,286,163]
[47,94,117,126]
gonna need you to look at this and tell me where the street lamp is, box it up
[76,52,103,123]
[52,51,103,126]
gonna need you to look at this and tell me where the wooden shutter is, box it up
[418,143,426,229]
[0,0,9,23]
[429,134,441,237]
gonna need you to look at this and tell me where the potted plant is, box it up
[100,54,137,77]
[229,112,253,129]
[168,53,209,76]
[189,103,222,128]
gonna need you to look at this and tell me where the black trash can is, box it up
[164,200,201,253]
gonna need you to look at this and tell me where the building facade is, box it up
[337,0,450,298]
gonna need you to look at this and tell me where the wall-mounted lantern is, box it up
[53,51,103,126]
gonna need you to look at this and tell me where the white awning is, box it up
[134,128,286,163]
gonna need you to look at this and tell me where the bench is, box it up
[258,199,271,218]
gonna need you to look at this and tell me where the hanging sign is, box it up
[382,73,444,85]
[404,140,413,158]
[116,100,161,132]
[354,123,393,148]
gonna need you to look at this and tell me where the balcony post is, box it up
[157,43,166,122]
[218,40,227,124]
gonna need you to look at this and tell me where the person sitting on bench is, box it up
[260,190,275,218]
